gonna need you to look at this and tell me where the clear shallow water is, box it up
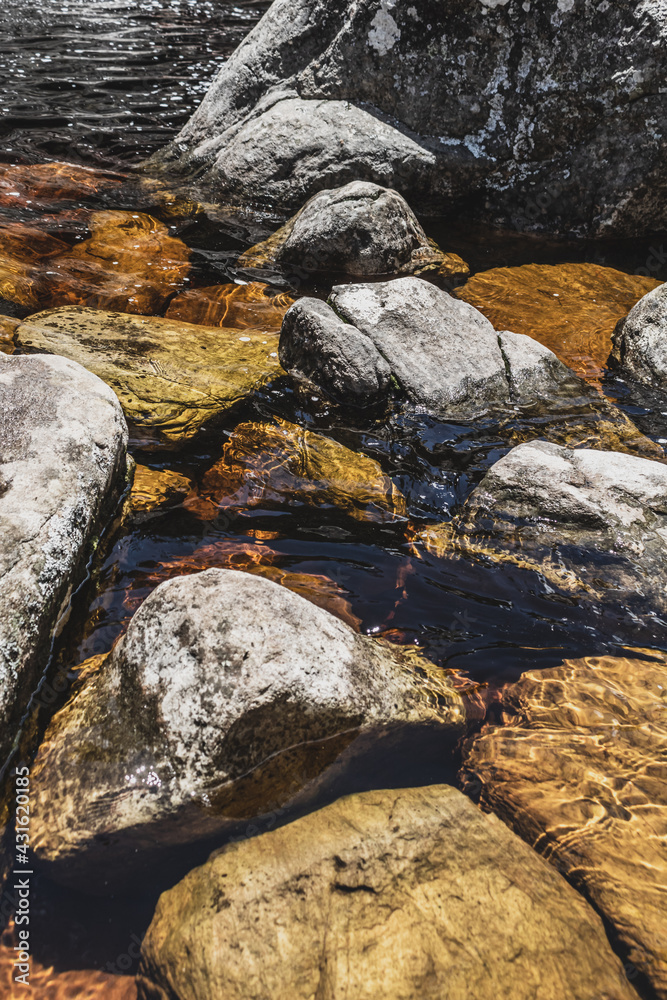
[1,1,667,991]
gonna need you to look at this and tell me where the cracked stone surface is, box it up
[136,784,640,1000]
[30,569,464,892]
[0,352,127,765]
[149,0,667,236]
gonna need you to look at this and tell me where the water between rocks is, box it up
[0,1,666,995]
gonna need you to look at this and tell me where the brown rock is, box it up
[137,784,639,1000]
[463,649,667,999]
[185,418,407,523]
[456,263,662,383]
[127,464,193,516]
[165,281,293,330]
[0,161,125,211]
[15,306,282,443]
[0,212,189,315]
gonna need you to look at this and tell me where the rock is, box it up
[612,282,667,388]
[126,465,193,517]
[0,161,125,212]
[15,306,283,444]
[280,296,393,403]
[0,221,70,309]
[457,264,662,383]
[30,569,464,891]
[165,281,293,331]
[238,181,469,282]
[185,418,406,524]
[136,784,640,1000]
[418,440,667,615]
[281,276,584,416]
[0,352,128,765]
[462,648,667,999]
[0,212,190,315]
[149,0,667,237]
[0,316,20,355]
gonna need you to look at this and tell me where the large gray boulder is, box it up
[280,276,584,414]
[612,282,667,388]
[137,785,640,1000]
[150,0,667,236]
[30,569,464,892]
[419,440,667,617]
[238,180,467,281]
[0,353,128,766]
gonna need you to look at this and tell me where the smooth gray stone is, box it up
[612,283,667,388]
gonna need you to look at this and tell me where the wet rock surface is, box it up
[30,569,464,891]
[137,784,640,1000]
[151,0,667,236]
[463,649,667,999]
[0,352,127,765]
[185,418,406,524]
[238,181,468,281]
[457,263,662,383]
[419,441,667,618]
[612,282,667,389]
[15,305,283,444]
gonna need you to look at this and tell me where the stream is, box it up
[1,1,666,996]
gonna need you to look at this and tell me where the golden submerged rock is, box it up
[15,306,283,443]
[463,649,667,999]
[456,263,662,383]
[166,281,294,331]
[186,418,407,524]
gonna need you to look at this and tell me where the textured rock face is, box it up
[15,306,282,444]
[185,418,406,523]
[0,353,128,765]
[612,282,667,388]
[30,569,464,891]
[238,181,468,281]
[463,649,667,999]
[151,0,667,236]
[419,441,667,614]
[137,784,640,1000]
[457,264,662,383]
[281,276,584,415]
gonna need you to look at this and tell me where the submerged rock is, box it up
[150,0,667,236]
[457,263,662,383]
[126,464,193,517]
[185,418,406,524]
[238,181,468,282]
[463,649,667,999]
[418,440,667,616]
[612,282,667,389]
[137,784,639,1000]
[30,569,464,891]
[0,353,127,765]
[0,161,125,212]
[281,276,584,416]
[0,212,190,315]
[165,281,293,331]
[15,306,282,444]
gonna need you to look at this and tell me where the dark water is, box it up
[1,1,667,989]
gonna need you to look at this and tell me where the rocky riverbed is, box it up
[0,1,666,998]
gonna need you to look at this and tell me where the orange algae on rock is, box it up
[456,263,662,383]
